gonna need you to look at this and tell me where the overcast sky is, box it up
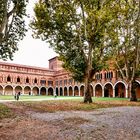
[3,0,57,68]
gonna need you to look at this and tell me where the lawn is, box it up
[0,95,131,101]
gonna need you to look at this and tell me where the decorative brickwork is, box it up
[0,57,140,98]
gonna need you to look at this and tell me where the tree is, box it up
[0,0,28,60]
[31,0,114,103]
[106,0,140,101]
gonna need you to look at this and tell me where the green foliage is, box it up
[31,0,114,84]
[0,0,28,60]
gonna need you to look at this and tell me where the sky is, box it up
[4,0,57,68]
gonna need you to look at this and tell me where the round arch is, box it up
[74,86,79,96]
[69,86,73,96]
[40,87,46,95]
[32,86,39,95]
[60,87,63,96]
[95,84,102,97]
[114,82,126,98]
[134,80,140,98]
[24,86,31,95]
[104,83,113,97]
[15,86,22,95]
[48,87,53,96]
[64,87,68,96]
[55,87,59,96]
[80,85,84,96]
[5,85,13,95]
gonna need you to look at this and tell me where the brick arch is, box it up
[80,85,84,96]
[114,82,126,98]
[64,87,68,96]
[104,83,113,97]
[0,85,3,95]
[15,85,22,94]
[48,87,53,96]
[5,85,13,95]
[69,86,73,96]
[32,86,39,95]
[24,86,31,95]
[95,84,102,97]
[74,86,79,96]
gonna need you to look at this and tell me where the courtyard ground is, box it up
[0,99,140,140]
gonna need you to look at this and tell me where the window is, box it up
[34,78,37,84]
[26,77,29,83]
[55,81,58,86]
[40,80,46,85]
[69,79,73,84]
[64,79,67,85]
[59,80,62,86]
[7,76,11,82]
[17,77,20,83]
[48,81,53,86]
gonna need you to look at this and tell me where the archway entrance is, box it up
[48,87,53,96]
[95,84,102,97]
[104,83,113,97]
[33,87,39,95]
[55,87,58,96]
[74,86,79,96]
[15,86,22,95]
[40,87,46,95]
[60,87,63,96]
[69,87,73,96]
[64,87,67,96]
[0,85,3,95]
[24,86,31,95]
[80,85,84,96]
[115,82,126,98]
[5,85,13,95]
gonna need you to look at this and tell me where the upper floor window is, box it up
[69,78,73,84]
[26,77,29,83]
[55,81,58,86]
[64,79,67,85]
[40,80,46,85]
[7,76,11,82]
[34,78,37,84]
[48,81,53,86]
[59,80,62,86]
[17,77,20,83]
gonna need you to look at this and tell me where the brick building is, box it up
[0,56,140,98]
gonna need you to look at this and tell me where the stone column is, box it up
[102,87,104,97]
[113,88,115,98]
[126,88,128,98]
[46,88,48,96]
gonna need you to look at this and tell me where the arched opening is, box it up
[40,87,46,95]
[48,87,53,96]
[34,78,37,84]
[26,77,29,83]
[69,86,73,96]
[0,85,3,95]
[17,77,20,83]
[7,76,11,82]
[104,83,113,97]
[74,86,79,96]
[95,84,102,97]
[134,81,140,98]
[115,82,126,98]
[80,85,84,96]
[60,87,63,96]
[5,85,13,95]
[90,85,93,96]
[55,87,58,96]
[33,87,39,95]
[64,87,67,96]
[24,86,31,95]
[15,86,22,95]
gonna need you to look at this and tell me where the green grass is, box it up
[0,95,131,101]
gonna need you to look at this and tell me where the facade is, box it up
[0,56,140,98]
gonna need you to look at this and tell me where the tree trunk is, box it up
[130,80,137,101]
[83,72,92,103]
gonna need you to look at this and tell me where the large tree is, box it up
[31,0,114,103]
[107,0,140,101]
[0,0,28,60]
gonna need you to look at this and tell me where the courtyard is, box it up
[0,97,140,140]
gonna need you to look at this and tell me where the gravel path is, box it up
[27,106,140,140]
